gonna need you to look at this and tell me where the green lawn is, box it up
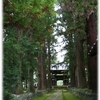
[31,89,56,100]
[62,90,82,100]
[31,93,51,100]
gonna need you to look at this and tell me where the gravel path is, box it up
[46,90,63,100]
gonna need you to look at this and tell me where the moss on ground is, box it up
[31,89,82,100]
[31,93,51,100]
[62,89,82,100]
[30,89,56,100]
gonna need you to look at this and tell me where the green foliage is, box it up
[3,89,13,100]
[3,0,57,99]
[56,0,97,89]
[3,28,19,93]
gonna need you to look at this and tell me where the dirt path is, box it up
[46,90,63,100]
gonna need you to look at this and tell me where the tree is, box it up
[85,12,97,93]
[57,0,97,88]
[3,0,57,99]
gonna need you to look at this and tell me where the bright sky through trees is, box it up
[54,4,66,63]
[55,35,66,63]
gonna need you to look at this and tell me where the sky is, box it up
[54,35,66,63]
[51,34,67,70]
[52,4,67,70]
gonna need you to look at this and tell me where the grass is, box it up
[30,89,56,100]
[31,93,51,100]
[31,88,82,100]
[62,89,82,100]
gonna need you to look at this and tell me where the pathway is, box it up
[46,90,63,100]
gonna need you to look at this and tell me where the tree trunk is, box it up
[41,45,46,90]
[15,28,23,94]
[86,13,96,46]
[28,69,35,93]
[69,34,76,87]
[16,53,23,94]
[70,66,76,87]
[27,29,35,93]
[85,12,97,93]
[88,56,97,93]
[41,55,46,90]
[47,39,52,89]
[37,52,46,90]
[37,54,42,90]
[76,39,86,88]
